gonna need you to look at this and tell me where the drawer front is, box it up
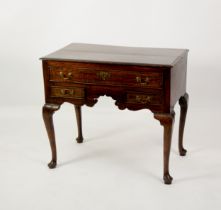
[50,86,85,99]
[126,92,163,105]
[48,62,163,89]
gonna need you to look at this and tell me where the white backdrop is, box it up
[1,1,221,210]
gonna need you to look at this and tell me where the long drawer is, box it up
[47,61,163,89]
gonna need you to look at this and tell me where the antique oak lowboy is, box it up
[41,43,189,184]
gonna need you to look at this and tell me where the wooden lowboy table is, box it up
[41,43,189,184]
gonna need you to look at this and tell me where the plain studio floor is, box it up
[1,98,221,210]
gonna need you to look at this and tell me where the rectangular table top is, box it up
[41,43,188,67]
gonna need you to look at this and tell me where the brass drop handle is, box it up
[59,72,72,80]
[136,76,149,85]
[97,71,111,80]
[136,95,151,104]
[60,89,74,96]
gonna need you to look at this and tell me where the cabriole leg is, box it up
[154,111,175,184]
[42,103,60,168]
[178,93,189,156]
[74,105,84,143]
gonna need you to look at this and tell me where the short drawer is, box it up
[50,86,85,99]
[47,62,163,89]
[126,92,163,105]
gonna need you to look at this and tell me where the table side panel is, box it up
[170,53,188,107]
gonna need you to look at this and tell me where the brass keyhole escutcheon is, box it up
[97,71,111,81]
[60,89,74,96]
